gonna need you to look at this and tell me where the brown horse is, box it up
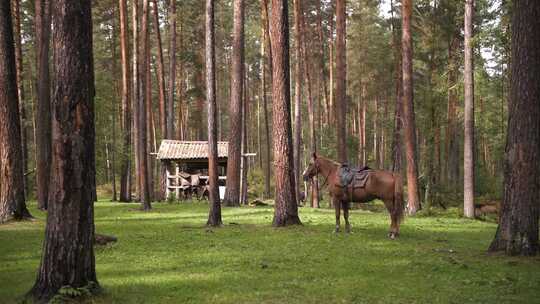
[302,154,404,239]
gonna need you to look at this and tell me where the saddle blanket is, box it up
[337,165,372,188]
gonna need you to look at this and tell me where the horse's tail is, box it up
[392,173,405,223]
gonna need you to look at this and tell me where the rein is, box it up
[315,162,332,190]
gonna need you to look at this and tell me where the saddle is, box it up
[337,164,372,188]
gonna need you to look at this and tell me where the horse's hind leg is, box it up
[384,199,399,239]
[333,197,341,233]
[342,201,351,233]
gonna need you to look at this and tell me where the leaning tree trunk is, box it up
[28,1,98,301]
[35,0,52,210]
[206,0,222,226]
[0,0,31,223]
[270,0,302,226]
[335,0,347,164]
[488,0,540,256]
[463,0,475,218]
[401,0,420,215]
[119,0,132,202]
[224,0,245,207]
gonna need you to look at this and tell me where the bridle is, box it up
[310,161,330,189]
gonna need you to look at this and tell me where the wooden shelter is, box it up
[156,140,228,199]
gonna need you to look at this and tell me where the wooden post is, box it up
[175,163,180,198]
[165,161,171,200]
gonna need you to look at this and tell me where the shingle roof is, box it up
[156,140,228,160]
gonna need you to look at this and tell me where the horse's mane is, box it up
[316,155,340,167]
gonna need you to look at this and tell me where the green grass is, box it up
[1,201,539,304]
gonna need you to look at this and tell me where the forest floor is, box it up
[1,200,540,304]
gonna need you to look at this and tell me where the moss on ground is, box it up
[1,200,539,303]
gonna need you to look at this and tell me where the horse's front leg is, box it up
[333,197,341,233]
[342,201,351,233]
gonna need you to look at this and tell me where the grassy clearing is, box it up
[1,200,539,304]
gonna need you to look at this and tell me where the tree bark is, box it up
[299,1,319,208]
[11,0,28,197]
[206,0,222,226]
[293,0,303,205]
[35,0,52,210]
[119,0,132,202]
[224,0,245,207]
[0,0,31,223]
[152,0,167,201]
[401,0,420,215]
[316,0,330,127]
[270,0,302,226]
[137,0,151,209]
[390,0,403,173]
[28,1,98,300]
[168,0,176,139]
[132,0,140,200]
[261,0,272,199]
[240,70,249,205]
[488,0,540,256]
[446,34,460,188]
[144,3,154,201]
[463,0,475,218]
[335,0,347,163]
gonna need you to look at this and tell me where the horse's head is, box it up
[302,153,319,181]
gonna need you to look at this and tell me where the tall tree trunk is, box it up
[401,0,420,215]
[0,0,31,223]
[359,83,367,165]
[168,0,176,138]
[446,35,460,188]
[270,0,302,226]
[144,4,154,201]
[137,0,151,209]
[463,0,475,218]
[488,0,540,256]
[110,10,119,202]
[132,0,140,200]
[35,0,52,210]
[206,0,222,226]
[316,0,329,126]
[261,0,272,199]
[28,1,97,300]
[335,0,347,163]
[152,0,167,201]
[240,70,249,205]
[328,12,334,126]
[299,2,319,208]
[391,2,404,173]
[12,0,28,197]
[152,0,166,138]
[293,0,303,205]
[119,0,132,202]
[224,0,245,207]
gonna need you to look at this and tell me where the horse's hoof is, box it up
[388,232,397,240]
[334,228,340,234]
[345,227,352,234]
